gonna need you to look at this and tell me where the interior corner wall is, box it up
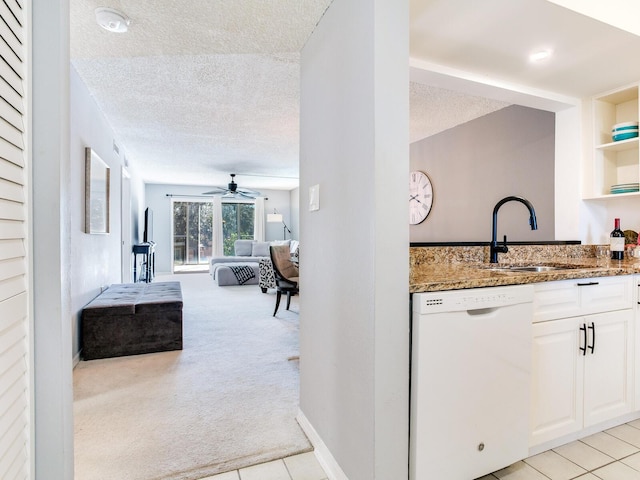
[144,184,293,274]
[409,105,555,243]
[70,65,139,359]
[298,0,409,479]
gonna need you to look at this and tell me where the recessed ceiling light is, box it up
[529,49,553,62]
[95,7,130,33]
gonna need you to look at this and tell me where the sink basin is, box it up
[480,263,588,273]
[509,265,565,272]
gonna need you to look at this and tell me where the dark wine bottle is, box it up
[610,218,624,260]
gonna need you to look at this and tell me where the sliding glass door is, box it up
[173,200,213,270]
[222,202,255,255]
[172,199,256,271]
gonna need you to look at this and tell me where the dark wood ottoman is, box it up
[81,282,183,360]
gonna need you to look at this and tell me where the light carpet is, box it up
[73,272,310,480]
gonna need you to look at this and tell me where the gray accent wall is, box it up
[410,105,555,243]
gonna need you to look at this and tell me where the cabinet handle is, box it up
[577,282,599,286]
[588,322,595,354]
[579,323,587,356]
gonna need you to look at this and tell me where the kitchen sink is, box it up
[509,265,566,272]
[479,263,590,273]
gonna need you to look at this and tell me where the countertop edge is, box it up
[409,263,637,293]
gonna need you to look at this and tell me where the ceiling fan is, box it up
[202,174,261,199]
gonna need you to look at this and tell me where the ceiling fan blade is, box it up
[236,191,259,199]
[202,186,228,195]
[237,187,261,196]
[202,174,261,197]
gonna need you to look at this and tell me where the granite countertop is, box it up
[410,244,640,293]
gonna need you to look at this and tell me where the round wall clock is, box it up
[409,170,433,225]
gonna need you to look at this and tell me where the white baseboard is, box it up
[297,410,349,480]
[73,351,81,367]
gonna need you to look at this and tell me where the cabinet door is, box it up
[530,317,584,447]
[583,310,634,427]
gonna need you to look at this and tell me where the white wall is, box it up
[70,66,139,358]
[32,1,74,477]
[145,183,294,273]
[298,0,409,479]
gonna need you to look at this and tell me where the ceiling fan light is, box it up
[95,7,130,33]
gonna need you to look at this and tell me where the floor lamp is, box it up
[267,209,291,240]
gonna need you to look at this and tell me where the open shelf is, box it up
[587,83,639,199]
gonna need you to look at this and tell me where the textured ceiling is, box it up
[70,0,333,190]
[70,0,512,190]
[409,83,509,143]
[73,1,640,190]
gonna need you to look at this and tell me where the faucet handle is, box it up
[501,235,509,254]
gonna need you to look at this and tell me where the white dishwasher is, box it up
[410,284,534,480]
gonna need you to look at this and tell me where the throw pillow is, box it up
[234,240,253,256]
[252,241,270,257]
[271,239,291,248]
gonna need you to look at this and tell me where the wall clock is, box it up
[409,170,433,225]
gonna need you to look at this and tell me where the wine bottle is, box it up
[610,218,624,260]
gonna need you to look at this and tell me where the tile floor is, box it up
[202,419,640,480]
[479,419,640,480]
[201,451,327,480]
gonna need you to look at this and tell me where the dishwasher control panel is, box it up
[413,285,534,314]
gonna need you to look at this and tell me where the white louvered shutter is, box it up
[0,0,30,479]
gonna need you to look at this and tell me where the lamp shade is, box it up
[267,213,283,223]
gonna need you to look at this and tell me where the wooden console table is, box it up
[132,242,155,283]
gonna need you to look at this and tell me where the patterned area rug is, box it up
[73,273,308,480]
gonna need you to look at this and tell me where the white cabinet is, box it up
[584,311,633,426]
[531,317,583,445]
[530,276,634,447]
[584,83,640,199]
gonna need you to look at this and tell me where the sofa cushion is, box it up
[272,239,291,248]
[234,239,253,256]
[252,241,270,257]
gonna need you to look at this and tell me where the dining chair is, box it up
[269,244,299,316]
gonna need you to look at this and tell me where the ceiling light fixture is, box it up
[529,49,553,62]
[95,7,130,33]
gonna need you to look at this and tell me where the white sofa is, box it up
[209,239,298,287]
[208,239,270,276]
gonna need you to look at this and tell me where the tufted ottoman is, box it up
[81,282,183,360]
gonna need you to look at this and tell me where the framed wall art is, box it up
[85,147,110,234]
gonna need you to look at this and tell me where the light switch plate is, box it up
[309,184,320,211]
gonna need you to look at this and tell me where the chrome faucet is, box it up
[490,196,538,263]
